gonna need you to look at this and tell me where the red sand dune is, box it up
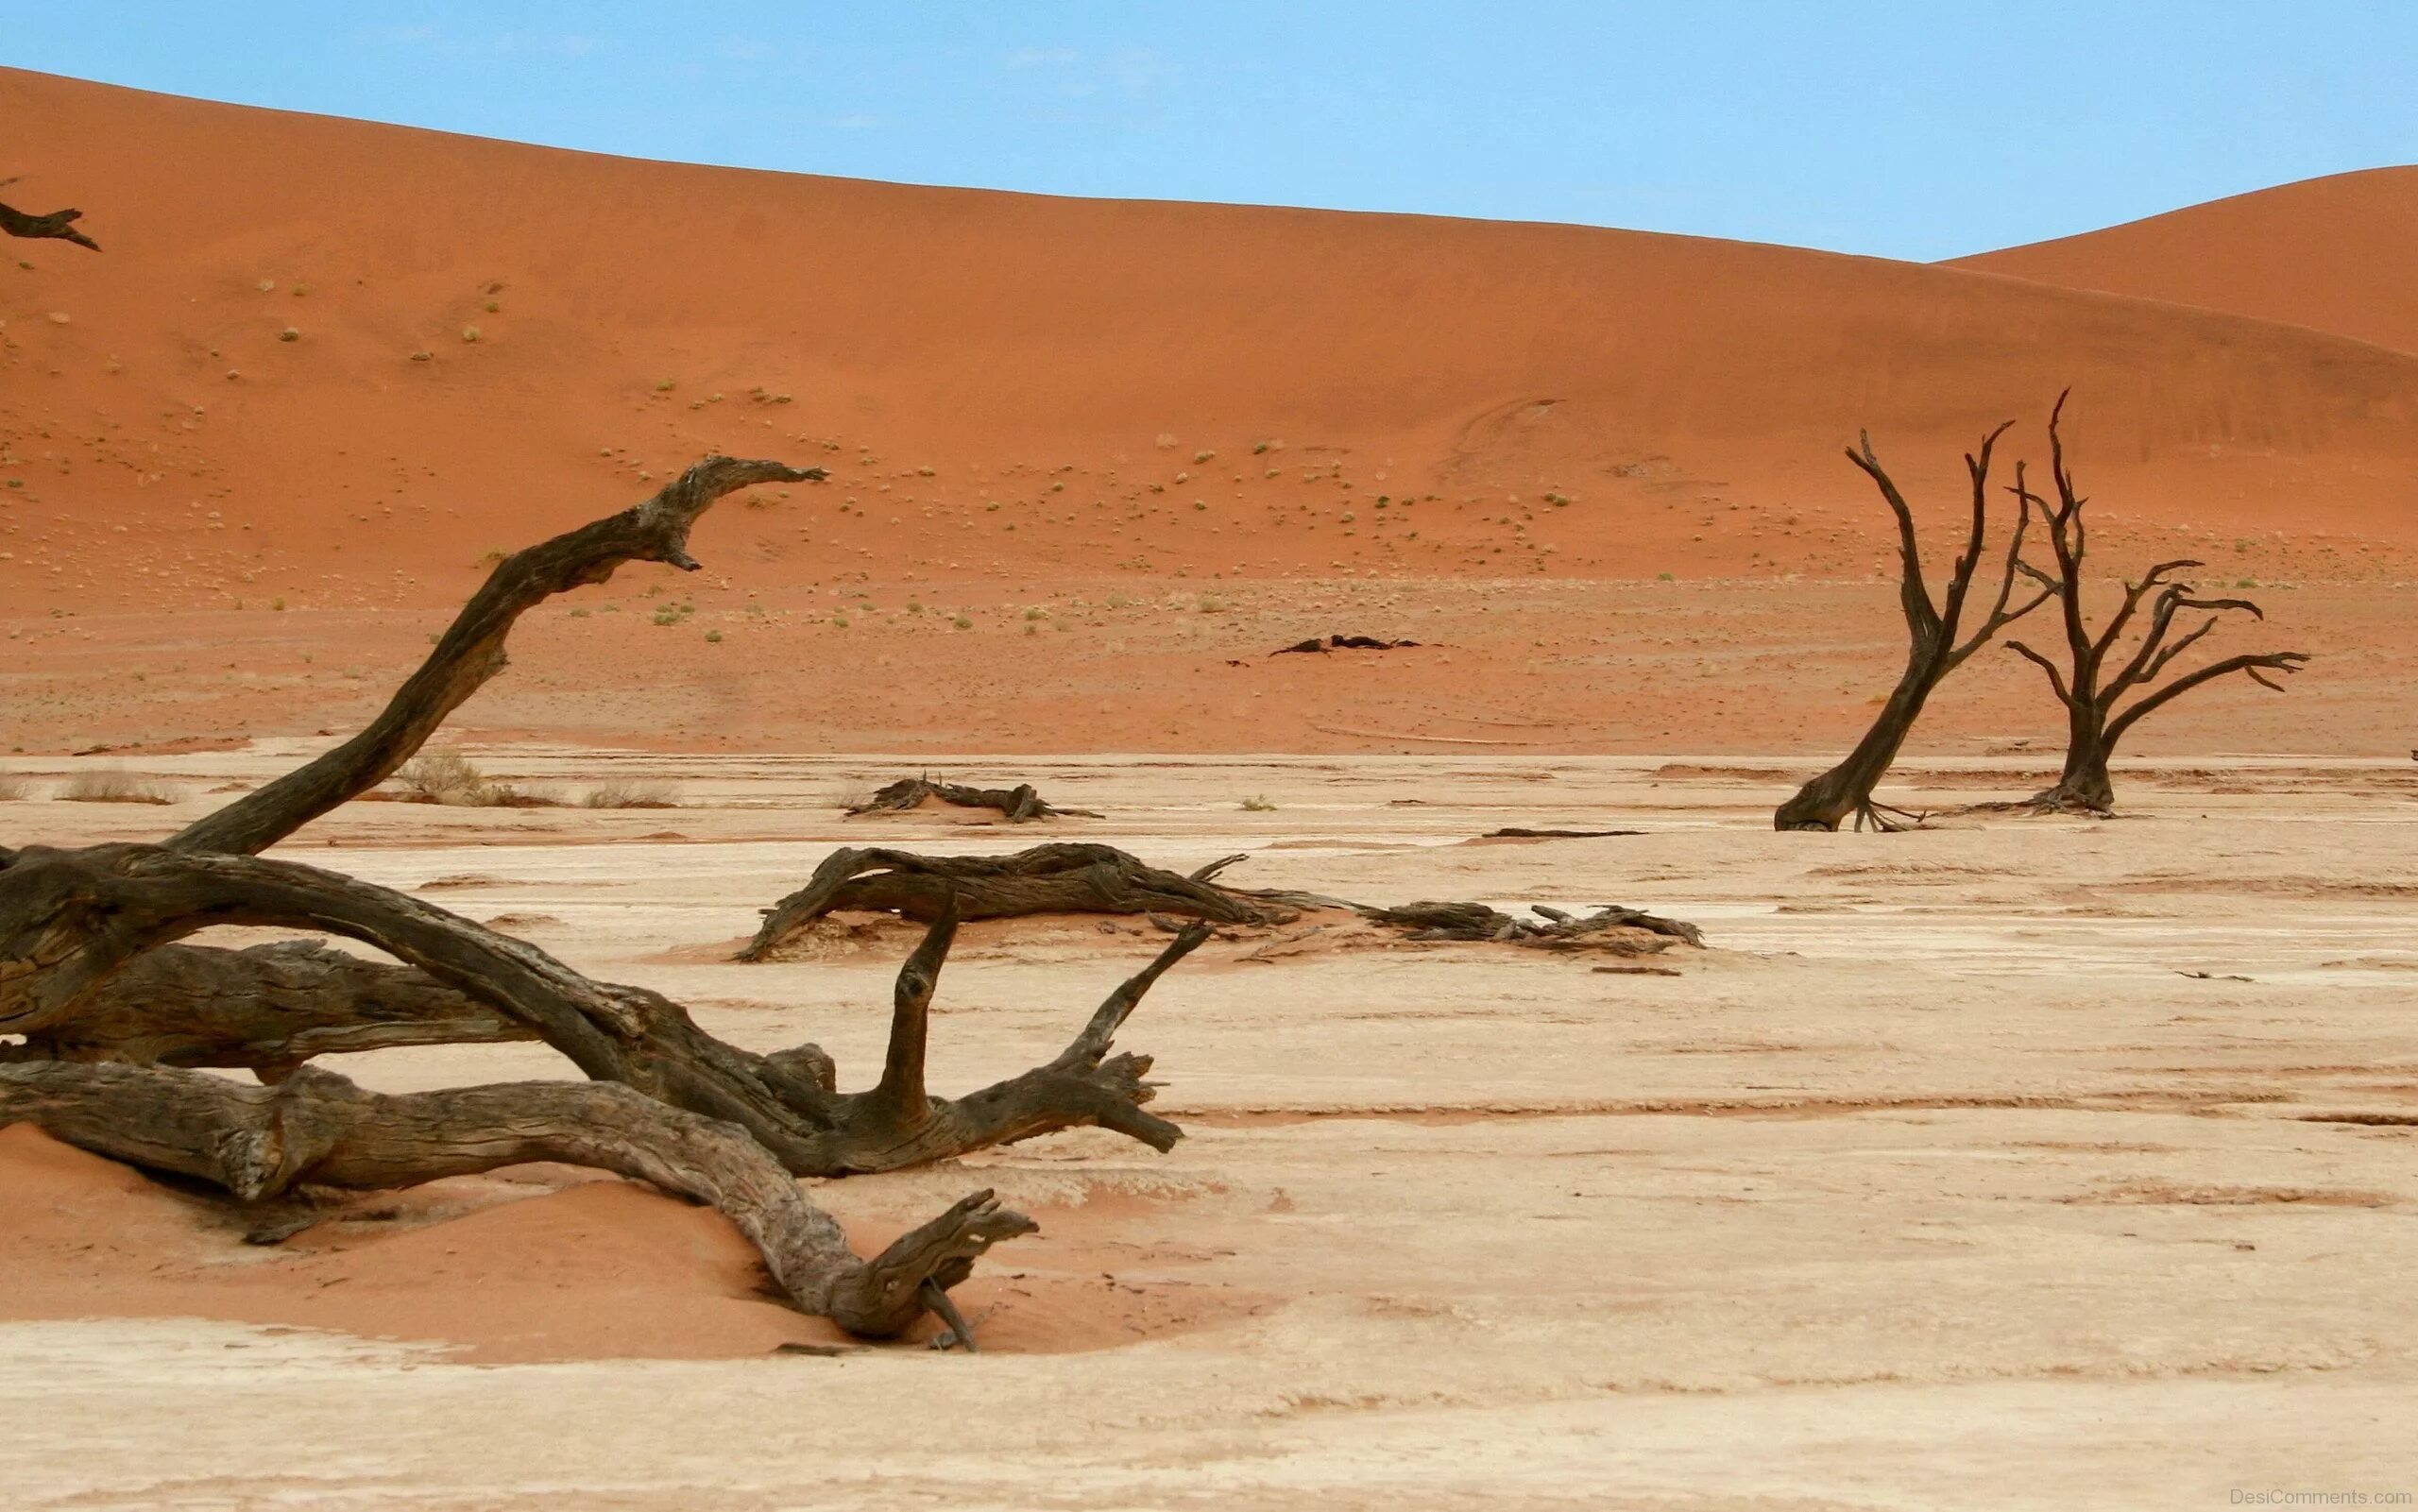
[3,64,2415,623]
[1950,168,2418,357]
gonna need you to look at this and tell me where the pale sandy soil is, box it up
[6,746,2417,1509]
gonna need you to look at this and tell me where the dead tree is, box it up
[1774,420,2051,831]
[1360,901,1702,953]
[0,189,99,250]
[741,844,1286,959]
[0,1062,1030,1337]
[737,841,1708,960]
[0,457,1213,1339]
[2002,393,2309,812]
[847,776,1099,823]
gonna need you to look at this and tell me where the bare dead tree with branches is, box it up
[2001,392,2309,813]
[2,439,1214,1346]
[1774,421,2052,831]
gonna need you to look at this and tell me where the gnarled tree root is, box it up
[847,776,1099,823]
[0,1061,1030,1337]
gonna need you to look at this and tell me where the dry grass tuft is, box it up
[581,781,678,810]
[0,773,32,802]
[59,770,176,805]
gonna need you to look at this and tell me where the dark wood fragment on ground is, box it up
[847,776,1099,823]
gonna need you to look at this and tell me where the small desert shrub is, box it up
[482,782,567,808]
[279,327,300,343]
[952,614,974,630]
[397,750,487,804]
[582,781,677,810]
[460,325,482,343]
[60,770,176,806]
[704,629,724,643]
[1239,794,1277,812]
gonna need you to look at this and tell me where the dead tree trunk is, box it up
[0,194,99,250]
[741,844,1286,958]
[847,776,1099,823]
[1775,420,2051,831]
[0,1062,1032,1337]
[0,454,1217,1343]
[2002,392,2309,813]
[0,841,1208,1176]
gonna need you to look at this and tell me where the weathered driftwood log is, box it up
[741,843,1287,959]
[0,842,1209,1178]
[737,842,1707,960]
[1363,900,1704,953]
[0,197,99,250]
[847,776,1100,823]
[3,940,529,1073]
[0,1061,1030,1337]
[1271,634,1421,654]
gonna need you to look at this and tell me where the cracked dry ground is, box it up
[4,750,2414,1509]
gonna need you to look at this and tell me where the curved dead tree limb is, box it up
[1776,418,2052,832]
[2001,391,2309,813]
[740,842,1287,960]
[1363,900,1703,953]
[3,940,529,1074]
[847,776,1100,823]
[737,841,1706,959]
[171,456,826,857]
[0,1062,1032,1337]
[0,842,1206,1178]
[0,198,99,250]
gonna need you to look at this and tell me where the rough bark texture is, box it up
[741,843,1289,959]
[2001,393,2309,814]
[2,940,528,1073]
[847,776,1099,823]
[1775,420,2052,832]
[0,842,1209,1178]
[0,1061,1030,1337]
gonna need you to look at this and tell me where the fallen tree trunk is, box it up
[741,843,1287,959]
[3,940,530,1073]
[847,776,1099,823]
[0,1061,1031,1338]
[738,842,1706,960]
[0,842,1209,1178]
[1363,900,1704,952]
[0,197,99,250]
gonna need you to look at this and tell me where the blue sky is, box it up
[5,2,2412,261]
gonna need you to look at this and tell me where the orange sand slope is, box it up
[1950,167,2418,357]
[3,65,2416,623]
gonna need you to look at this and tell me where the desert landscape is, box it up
[6,56,2418,1512]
